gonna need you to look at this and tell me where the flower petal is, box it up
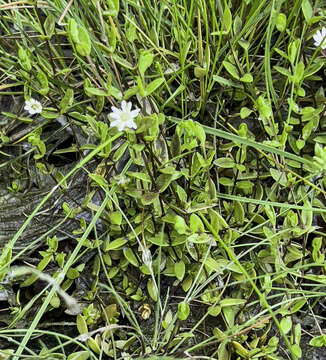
[130,109,140,117]
[128,120,137,129]
[110,106,120,113]
[110,120,119,127]
[121,100,127,111]
[322,27,326,37]
[109,113,121,120]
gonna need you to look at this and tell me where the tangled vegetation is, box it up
[0,0,326,359]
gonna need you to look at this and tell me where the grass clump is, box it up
[1,0,326,359]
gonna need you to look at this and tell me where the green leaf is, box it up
[233,15,242,35]
[208,305,221,316]
[290,299,306,314]
[309,334,326,347]
[36,70,49,96]
[189,214,205,233]
[214,157,235,168]
[87,337,101,355]
[240,73,253,83]
[240,107,252,119]
[127,171,151,182]
[212,75,243,88]
[59,88,74,114]
[194,66,206,78]
[177,301,190,320]
[141,191,159,205]
[181,276,193,292]
[209,209,228,231]
[217,342,229,360]
[296,138,305,150]
[193,121,206,147]
[294,323,302,345]
[280,316,292,334]
[104,238,128,251]
[123,247,139,267]
[236,180,253,193]
[67,267,79,279]
[44,13,55,38]
[293,61,305,83]
[138,50,154,78]
[145,77,164,96]
[85,87,108,97]
[68,19,91,57]
[50,293,60,308]
[219,177,234,186]
[88,173,108,188]
[222,3,232,34]
[187,233,210,244]
[110,86,123,100]
[67,351,90,360]
[290,344,302,358]
[223,61,240,80]
[105,0,119,17]
[270,168,287,186]
[76,25,91,56]
[204,257,225,273]
[17,44,31,71]
[125,16,137,42]
[219,298,246,307]
[276,13,287,32]
[301,0,313,23]
[113,54,134,69]
[256,94,272,120]
[302,199,313,228]
[232,341,249,358]
[274,65,291,77]
[288,39,300,65]
[174,216,189,234]
[109,211,122,225]
[76,314,88,335]
[234,201,244,225]
[304,59,324,78]
[157,173,173,193]
[222,305,236,327]
[174,260,185,281]
[124,85,139,100]
[147,279,158,301]
[274,47,289,60]
[171,133,181,157]
[148,233,169,246]
[68,18,79,43]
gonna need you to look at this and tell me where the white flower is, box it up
[313,27,326,50]
[109,100,140,131]
[24,98,42,115]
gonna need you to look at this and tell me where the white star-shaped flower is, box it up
[24,98,43,115]
[109,100,140,131]
[313,27,326,50]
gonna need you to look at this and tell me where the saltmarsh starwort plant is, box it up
[3,1,326,359]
